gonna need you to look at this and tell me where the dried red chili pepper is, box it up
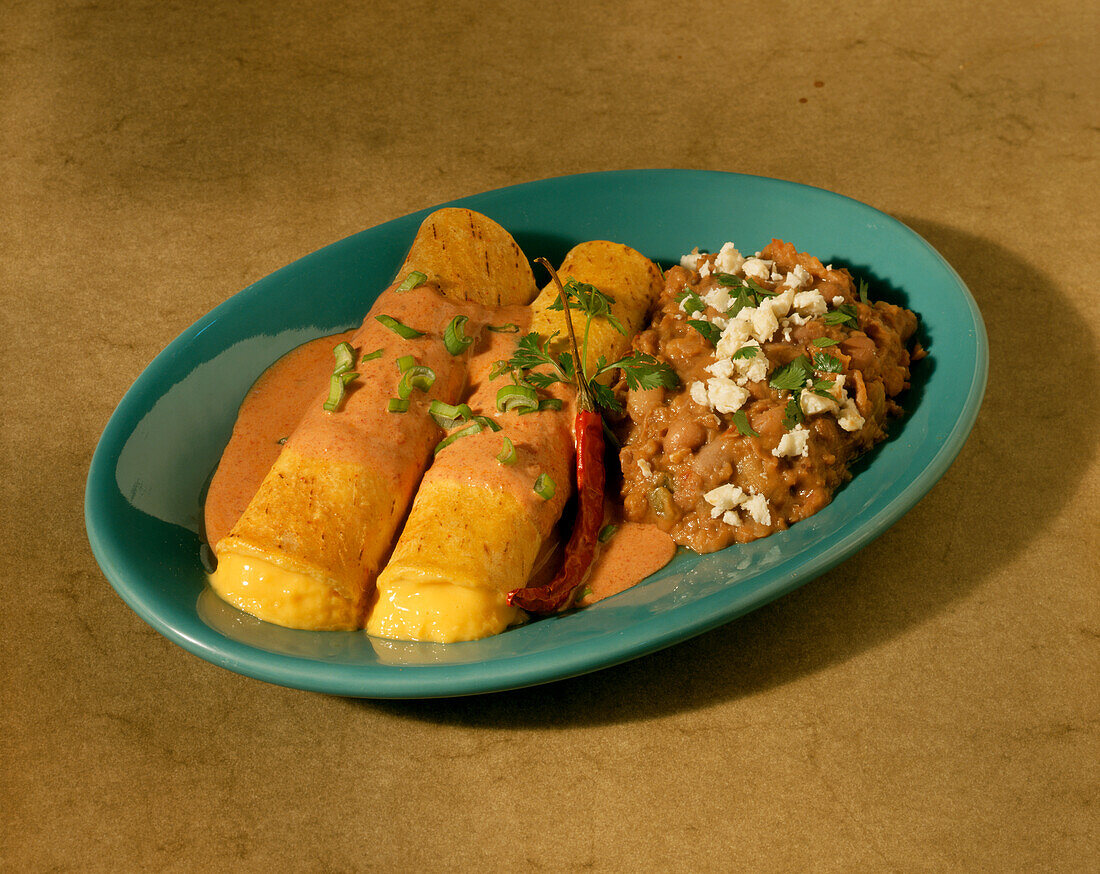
[508,259,607,614]
[508,409,604,613]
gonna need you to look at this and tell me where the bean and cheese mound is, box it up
[618,239,921,553]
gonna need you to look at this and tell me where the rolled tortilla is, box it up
[208,210,538,630]
[365,241,663,642]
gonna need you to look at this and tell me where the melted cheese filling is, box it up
[208,552,360,631]
[366,573,520,643]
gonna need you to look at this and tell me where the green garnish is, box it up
[387,398,410,413]
[812,352,843,373]
[428,400,473,429]
[496,435,517,465]
[687,319,721,347]
[276,436,288,445]
[396,271,427,292]
[823,304,859,328]
[858,279,870,304]
[598,524,618,544]
[811,337,840,347]
[538,398,564,412]
[487,323,520,333]
[322,371,359,412]
[333,342,356,375]
[731,345,759,360]
[768,356,812,392]
[676,289,706,316]
[496,383,539,414]
[396,364,435,399]
[433,420,483,455]
[472,415,502,432]
[360,348,384,361]
[809,377,836,398]
[731,410,760,437]
[782,395,805,429]
[533,472,555,501]
[547,278,626,336]
[396,354,417,372]
[443,315,473,355]
[375,314,424,339]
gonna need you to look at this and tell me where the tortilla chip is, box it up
[397,208,538,306]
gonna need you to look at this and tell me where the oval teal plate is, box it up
[85,170,987,698]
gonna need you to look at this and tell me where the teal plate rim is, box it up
[85,169,988,698]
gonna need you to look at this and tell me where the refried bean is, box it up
[618,239,922,554]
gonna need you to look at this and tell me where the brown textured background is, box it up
[3,1,1098,871]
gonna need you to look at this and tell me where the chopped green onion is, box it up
[598,524,618,543]
[333,342,356,375]
[496,436,517,465]
[276,436,288,445]
[387,398,410,413]
[429,400,473,429]
[487,323,520,333]
[496,383,539,413]
[811,337,840,347]
[434,420,483,455]
[472,415,501,432]
[538,398,564,412]
[360,348,384,361]
[857,279,870,304]
[397,364,436,399]
[375,314,423,339]
[533,472,555,501]
[396,354,417,372]
[396,271,427,292]
[322,371,359,412]
[443,315,474,355]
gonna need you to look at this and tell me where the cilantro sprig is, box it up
[493,276,679,414]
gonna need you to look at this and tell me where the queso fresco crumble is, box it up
[618,239,923,553]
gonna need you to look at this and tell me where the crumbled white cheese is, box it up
[742,258,773,282]
[837,399,865,432]
[782,265,812,290]
[637,459,653,479]
[689,381,709,407]
[771,425,810,458]
[705,358,735,379]
[832,295,845,306]
[711,314,729,330]
[734,344,769,383]
[706,377,749,414]
[750,305,779,342]
[704,483,745,512]
[800,389,840,416]
[766,288,795,319]
[770,269,784,283]
[699,261,712,278]
[722,510,742,526]
[716,317,752,356]
[703,286,732,312]
[680,249,704,271]
[793,289,828,317]
[715,242,744,276]
[743,493,772,526]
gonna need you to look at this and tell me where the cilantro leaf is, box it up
[810,377,836,398]
[823,304,859,328]
[769,355,812,392]
[605,351,680,391]
[676,289,706,316]
[812,337,840,347]
[588,381,622,414]
[547,279,625,334]
[812,352,843,373]
[687,319,721,347]
[731,345,759,360]
[782,395,805,429]
[731,410,760,437]
[858,279,870,304]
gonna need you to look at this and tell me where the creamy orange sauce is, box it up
[578,522,676,606]
[203,330,355,547]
